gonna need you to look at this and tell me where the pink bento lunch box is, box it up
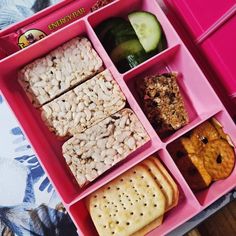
[0,0,235,235]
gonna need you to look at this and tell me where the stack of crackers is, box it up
[86,156,179,236]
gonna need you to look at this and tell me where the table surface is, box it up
[0,1,235,236]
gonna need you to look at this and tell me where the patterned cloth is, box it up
[0,93,78,236]
[0,0,60,30]
[0,1,77,235]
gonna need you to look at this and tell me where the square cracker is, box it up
[131,216,163,236]
[150,156,179,208]
[134,158,179,235]
[86,165,166,236]
[141,159,173,210]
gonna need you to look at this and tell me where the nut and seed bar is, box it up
[41,69,126,138]
[138,72,189,138]
[18,37,103,107]
[62,108,150,187]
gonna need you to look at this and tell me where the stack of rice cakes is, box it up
[18,36,150,187]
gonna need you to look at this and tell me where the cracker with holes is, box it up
[149,156,179,208]
[142,159,173,210]
[86,165,166,236]
[62,108,150,187]
[211,118,235,147]
[18,37,103,107]
[175,154,211,191]
[169,136,212,191]
[168,119,235,191]
[132,216,163,236]
[41,69,126,138]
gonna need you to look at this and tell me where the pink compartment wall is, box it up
[0,0,235,235]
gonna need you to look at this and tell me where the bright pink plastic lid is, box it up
[165,0,236,39]
[165,0,236,112]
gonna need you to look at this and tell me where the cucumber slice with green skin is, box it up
[116,51,154,73]
[157,35,167,52]
[105,22,137,44]
[128,11,162,53]
[95,18,127,41]
[110,39,144,62]
[116,55,142,73]
[101,21,138,53]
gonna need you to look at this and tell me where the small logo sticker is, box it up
[18,29,47,49]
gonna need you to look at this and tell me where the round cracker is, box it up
[202,139,235,180]
[190,121,219,152]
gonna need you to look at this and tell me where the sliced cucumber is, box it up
[157,35,167,52]
[95,18,126,41]
[115,51,153,73]
[116,55,142,73]
[105,22,137,44]
[126,51,153,67]
[110,39,144,62]
[128,11,162,53]
[102,21,137,52]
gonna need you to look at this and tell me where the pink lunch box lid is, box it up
[164,0,235,39]
[165,0,236,117]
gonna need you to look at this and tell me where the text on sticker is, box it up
[48,8,86,30]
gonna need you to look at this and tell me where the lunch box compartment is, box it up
[68,148,200,236]
[0,0,235,235]
[124,44,223,143]
[167,110,236,206]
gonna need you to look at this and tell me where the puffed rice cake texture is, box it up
[41,69,126,138]
[18,37,103,107]
[62,108,150,187]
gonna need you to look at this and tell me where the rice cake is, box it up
[18,37,103,107]
[41,69,126,138]
[62,108,150,187]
